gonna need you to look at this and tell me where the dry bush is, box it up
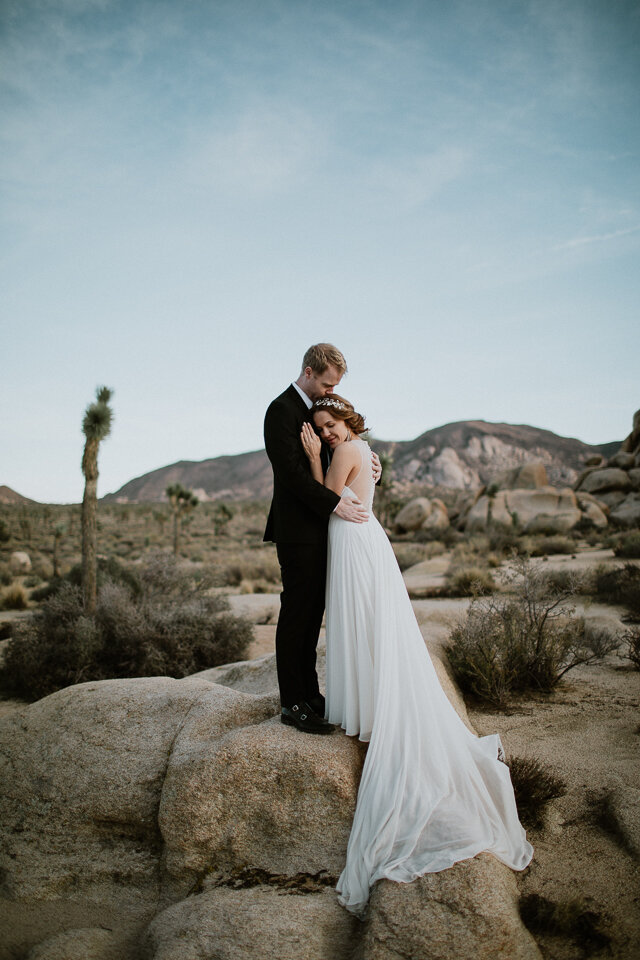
[1,583,28,611]
[0,564,12,587]
[1,554,253,701]
[613,531,640,559]
[620,626,640,669]
[446,566,496,597]
[392,543,429,572]
[447,557,618,706]
[216,551,281,588]
[519,894,611,954]
[506,755,566,828]
[594,563,640,620]
[528,535,576,556]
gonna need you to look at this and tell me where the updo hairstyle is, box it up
[311,394,367,436]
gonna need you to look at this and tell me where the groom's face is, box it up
[306,364,343,400]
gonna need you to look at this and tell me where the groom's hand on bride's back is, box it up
[335,498,369,523]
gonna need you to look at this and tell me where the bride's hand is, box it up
[301,422,322,461]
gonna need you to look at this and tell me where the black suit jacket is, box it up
[263,385,340,544]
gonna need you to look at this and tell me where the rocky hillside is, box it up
[0,485,37,505]
[103,421,619,503]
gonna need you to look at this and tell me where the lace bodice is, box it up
[341,437,374,512]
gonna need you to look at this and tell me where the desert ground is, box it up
[0,498,639,958]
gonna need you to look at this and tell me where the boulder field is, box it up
[0,649,541,960]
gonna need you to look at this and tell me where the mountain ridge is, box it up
[103,419,620,504]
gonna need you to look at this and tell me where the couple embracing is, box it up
[263,343,532,915]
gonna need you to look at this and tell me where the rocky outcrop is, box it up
[394,497,450,535]
[575,410,640,528]
[0,649,541,960]
[464,463,584,534]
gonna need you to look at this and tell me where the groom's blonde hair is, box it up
[302,343,347,376]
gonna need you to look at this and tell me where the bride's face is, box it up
[313,411,350,449]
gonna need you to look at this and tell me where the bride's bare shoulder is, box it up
[332,441,361,466]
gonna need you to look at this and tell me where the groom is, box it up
[264,343,371,734]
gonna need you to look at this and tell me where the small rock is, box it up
[9,551,31,575]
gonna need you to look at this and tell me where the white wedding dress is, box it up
[324,437,533,915]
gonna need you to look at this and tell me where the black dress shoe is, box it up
[307,694,326,718]
[281,702,335,735]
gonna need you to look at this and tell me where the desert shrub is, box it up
[446,566,496,597]
[613,531,640,559]
[506,756,566,828]
[528,535,576,557]
[486,527,529,556]
[593,563,640,619]
[217,554,280,587]
[520,894,610,954]
[1,583,28,611]
[32,559,54,581]
[392,543,429,571]
[620,626,640,669]
[23,574,42,588]
[30,555,141,603]
[447,558,618,706]
[0,519,10,543]
[0,564,13,587]
[1,554,253,700]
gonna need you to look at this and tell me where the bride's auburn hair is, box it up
[311,394,367,435]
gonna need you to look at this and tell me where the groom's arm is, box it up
[264,400,340,518]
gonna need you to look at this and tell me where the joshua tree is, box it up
[166,483,199,556]
[81,386,113,614]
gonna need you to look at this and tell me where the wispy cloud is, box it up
[553,224,640,250]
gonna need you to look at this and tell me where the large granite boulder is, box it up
[394,497,450,535]
[144,885,358,960]
[0,659,540,960]
[465,487,581,535]
[609,494,640,529]
[579,468,631,495]
[363,854,539,960]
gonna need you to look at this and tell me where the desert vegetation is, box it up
[1,553,253,700]
[447,557,620,706]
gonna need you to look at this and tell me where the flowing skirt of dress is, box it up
[325,504,533,915]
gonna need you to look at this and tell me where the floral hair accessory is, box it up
[314,397,346,411]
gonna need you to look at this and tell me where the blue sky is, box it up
[1,0,639,502]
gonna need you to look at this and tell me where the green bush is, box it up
[613,531,640,559]
[1,554,253,701]
[447,558,618,706]
[594,563,640,619]
[506,755,566,828]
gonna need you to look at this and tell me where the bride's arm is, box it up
[324,444,359,496]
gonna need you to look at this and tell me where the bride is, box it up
[300,394,533,915]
